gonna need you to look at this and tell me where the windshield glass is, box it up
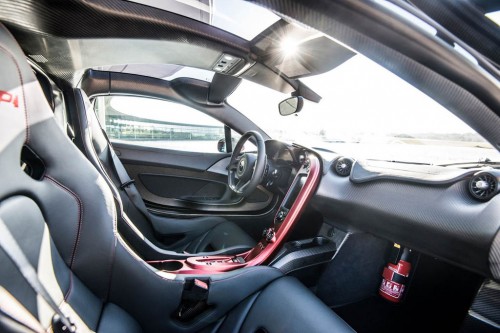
[228,55,500,165]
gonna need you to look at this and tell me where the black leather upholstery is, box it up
[0,22,354,333]
[0,23,141,331]
[70,88,255,259]
[0,196,142,332]
[215,277,355,332]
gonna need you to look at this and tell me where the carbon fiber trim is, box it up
[490,230,500,280]
[314,172,500,278]
[0,0,249,48]
[270,237,337,274]
[409,0,500,68]
[0,0,251,81]
[470,279,500,326]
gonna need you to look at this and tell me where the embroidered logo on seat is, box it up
[0,90,19,108]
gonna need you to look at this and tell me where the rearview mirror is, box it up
[279,96,304,116]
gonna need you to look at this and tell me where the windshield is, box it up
[228,55,500,165]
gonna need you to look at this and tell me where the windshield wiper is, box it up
[366,159,432,166]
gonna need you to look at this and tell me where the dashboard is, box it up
[225,138,499,281]
[312,152,500,281]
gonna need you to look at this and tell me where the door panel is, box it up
[114,142,276,214]
[114,142,226,171]
[140,174,227,201]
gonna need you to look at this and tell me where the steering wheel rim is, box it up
[228,131,266,197]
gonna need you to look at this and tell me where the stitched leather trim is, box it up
[45,175,83,269]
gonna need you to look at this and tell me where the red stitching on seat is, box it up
[45,176,83,269]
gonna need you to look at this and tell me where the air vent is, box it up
[468,172,498,201]
[333,157,354,177]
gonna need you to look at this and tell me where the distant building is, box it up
[105,109,224,141]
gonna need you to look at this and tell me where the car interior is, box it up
[0,0,499,332]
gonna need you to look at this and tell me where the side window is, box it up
[94,95,234,153]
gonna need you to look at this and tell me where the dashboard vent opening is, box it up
[333,157,354,177]
[468,172,498,201]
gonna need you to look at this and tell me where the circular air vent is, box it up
[468,172,498,201]
[333,157,354,177]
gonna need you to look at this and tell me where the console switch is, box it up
[232,256,245,264]
[262,228,276,242]
[276,209,287,222]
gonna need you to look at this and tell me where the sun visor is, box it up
[208,73,242,104]
[277,36,355,79]
[254,22,355,79]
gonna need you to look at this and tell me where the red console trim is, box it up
[148,256,247,275]
[244,155,321,266]
[150,154,322,275]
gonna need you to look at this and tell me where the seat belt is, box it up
[85,100,151,223]
[107,146,152,222]
[0,218,76,332]
[0,286,44,333]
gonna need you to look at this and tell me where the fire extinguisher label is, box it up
[380,278,405,300]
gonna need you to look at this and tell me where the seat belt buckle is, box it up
[52,314,76,333]
[175,278,210,322]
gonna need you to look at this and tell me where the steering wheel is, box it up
[228,131,267,197]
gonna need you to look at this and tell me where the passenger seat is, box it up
[70,88,256,260]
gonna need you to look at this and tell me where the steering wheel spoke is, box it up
[236,179,249,191]
[228,156,241,171]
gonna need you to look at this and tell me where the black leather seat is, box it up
[0,23,354,333]
[70,89,255,259]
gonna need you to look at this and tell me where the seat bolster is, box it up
[149,215,225,236]
[148,215,255,253]
[186,221,256,253]
[218,276,355,333]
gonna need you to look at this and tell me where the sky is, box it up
[228,54,477,139]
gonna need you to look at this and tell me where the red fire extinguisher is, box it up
[379,244,412,303]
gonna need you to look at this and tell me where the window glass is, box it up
[128,0,280,41]
[95,96,228,153]
[228,55,499,165]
